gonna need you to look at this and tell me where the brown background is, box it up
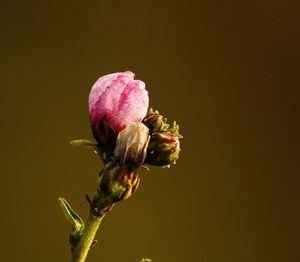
[0,0,299,261]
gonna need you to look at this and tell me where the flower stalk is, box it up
[71,212,103,262]
[59,71,182,262]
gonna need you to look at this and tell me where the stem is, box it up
[71,212,103,262]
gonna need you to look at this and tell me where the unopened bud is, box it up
[114,122,150,170]
[99,162,140,202]
[145,132,180,167]
[142,110,164,134]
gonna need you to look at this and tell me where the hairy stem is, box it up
[71,212,103,262]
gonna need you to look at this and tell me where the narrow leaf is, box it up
[70,139,100,155]
[58,198,84,233]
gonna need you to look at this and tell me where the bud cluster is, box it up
[142,108,182,167]
[87,72,182,205]
[92,111,182,206]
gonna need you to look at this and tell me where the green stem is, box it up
[71,212,103,262]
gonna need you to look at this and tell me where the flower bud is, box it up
[145,132,180,167]
[114,122,150,170]
[89,71,149,134]
[99,162,140,203]
[142,110,164,134]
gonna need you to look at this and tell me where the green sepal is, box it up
[110,183,127,200]
[92,116,117,164]
[58,198,85,248]
[98,173,126,202]
[70,139,100,155]
[168,121,183,138]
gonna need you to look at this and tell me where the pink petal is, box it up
[89,71,134,125]
[111,80,149,131]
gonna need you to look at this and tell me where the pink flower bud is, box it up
[89,71,149,133]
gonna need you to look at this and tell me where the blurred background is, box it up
[0,0,299,261]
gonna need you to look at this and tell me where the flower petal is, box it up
[89,71,135,128]
[111,79,149,131]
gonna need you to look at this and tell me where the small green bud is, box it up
[145,132,180,167]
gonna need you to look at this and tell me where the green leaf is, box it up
[70,139,100,155]
[58,198,84,234]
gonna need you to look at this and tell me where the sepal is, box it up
[168,121,183,138]
[91,116,117,163]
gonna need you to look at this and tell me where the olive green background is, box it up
[0,1,299,261]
